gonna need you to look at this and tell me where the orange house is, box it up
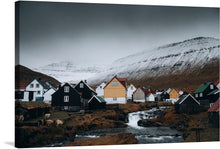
[104,76,127,104]
[169,88,179,99]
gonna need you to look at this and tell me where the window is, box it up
[64,106,68,110]
[113,97,117,101]
[210,85,214,89]
[111,81,115,86]
[64,96,69,102]
[64,86,69,93]
[30,84,34,88]
[199,93,203,97]
[37,91,41,94]
[131,86,133,90]
[36,84,39,88]
[195,94,198,98]
[115,81,118,86]
[80,83,84,88]
[100,86,102,89]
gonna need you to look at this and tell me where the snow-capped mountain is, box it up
[90,37,219,84]
[33,61,105,83]
[34,37,219,87]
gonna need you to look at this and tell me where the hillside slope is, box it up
[15,65,60,88]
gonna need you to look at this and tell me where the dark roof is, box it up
[75,80,96,93]
[194,82,212,94]
[45,81,57,89]
[207,89,220,96]
[36,78,50,89]
[175,94,200,105]
[208,99,220,112]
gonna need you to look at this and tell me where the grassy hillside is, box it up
[15,65,61,88]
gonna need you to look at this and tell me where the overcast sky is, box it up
[16,1,219,68]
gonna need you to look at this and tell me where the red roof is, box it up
[214,80,219,86]
[143,88,155,96]
[208,99,220,112]
[117,78,127,88]
[15,86,25,90]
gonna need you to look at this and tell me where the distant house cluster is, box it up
[15,76,219,117]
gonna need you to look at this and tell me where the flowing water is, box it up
[74,107,184,144]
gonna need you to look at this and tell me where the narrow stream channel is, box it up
[74,106,184,144]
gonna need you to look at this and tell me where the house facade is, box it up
[96,82,106,97]
[104,76,127,104]
[133,88,146,102]
[74,80,97,108]
[52,83,81,111]
[25,78,50,101]
[194,82,218,105]
[169,88,179,99]
[175,94,200,114]
[43,88,56,104]
[146,93,156,102]
[127,84,137,100]
[208,99,219,127]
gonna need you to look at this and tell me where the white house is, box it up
[43,88,56,104]
[15,90,36,101]
[127,84,137,100]
[96,82,106,97]
[146,93,156,102]
[25,78,51,101]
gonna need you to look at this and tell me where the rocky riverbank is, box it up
[63,133,138,146]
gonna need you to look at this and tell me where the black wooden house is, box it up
[74,80,97,109]
[160,90,170,101]
[88,95,106,110]
[51,83,81,111]
[175,94,200,114]
[194,82,218,105]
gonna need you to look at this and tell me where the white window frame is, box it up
[199,93,203,97]
[111,81,115,86]
[64,96,69,102]
[64,86,69,93]
[210,85,214,89]
[36,83,39,88]
[80,83,84,88]
[115,81,118,86]
[113,97,117,101]
[37,91,41,95]
[100,86,102,89]
[131,86,133,90]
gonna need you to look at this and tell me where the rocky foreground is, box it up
[63,133,137,146]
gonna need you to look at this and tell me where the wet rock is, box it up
[138,119,162,127]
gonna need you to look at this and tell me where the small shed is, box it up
[208,99,219,127]
[146,93,156,102]
[88,95,106,110]
[133,88,146,102]
[175,94,200,114]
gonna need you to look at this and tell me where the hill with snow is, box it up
[34,37,219,91]
[33,61,105,83]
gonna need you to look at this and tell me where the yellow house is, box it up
[169,88,179,99]
[104,76,127,104]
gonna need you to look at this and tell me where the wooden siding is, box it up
[169,89,179,98]
[133,88,145,100]
[104,78,126,98]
